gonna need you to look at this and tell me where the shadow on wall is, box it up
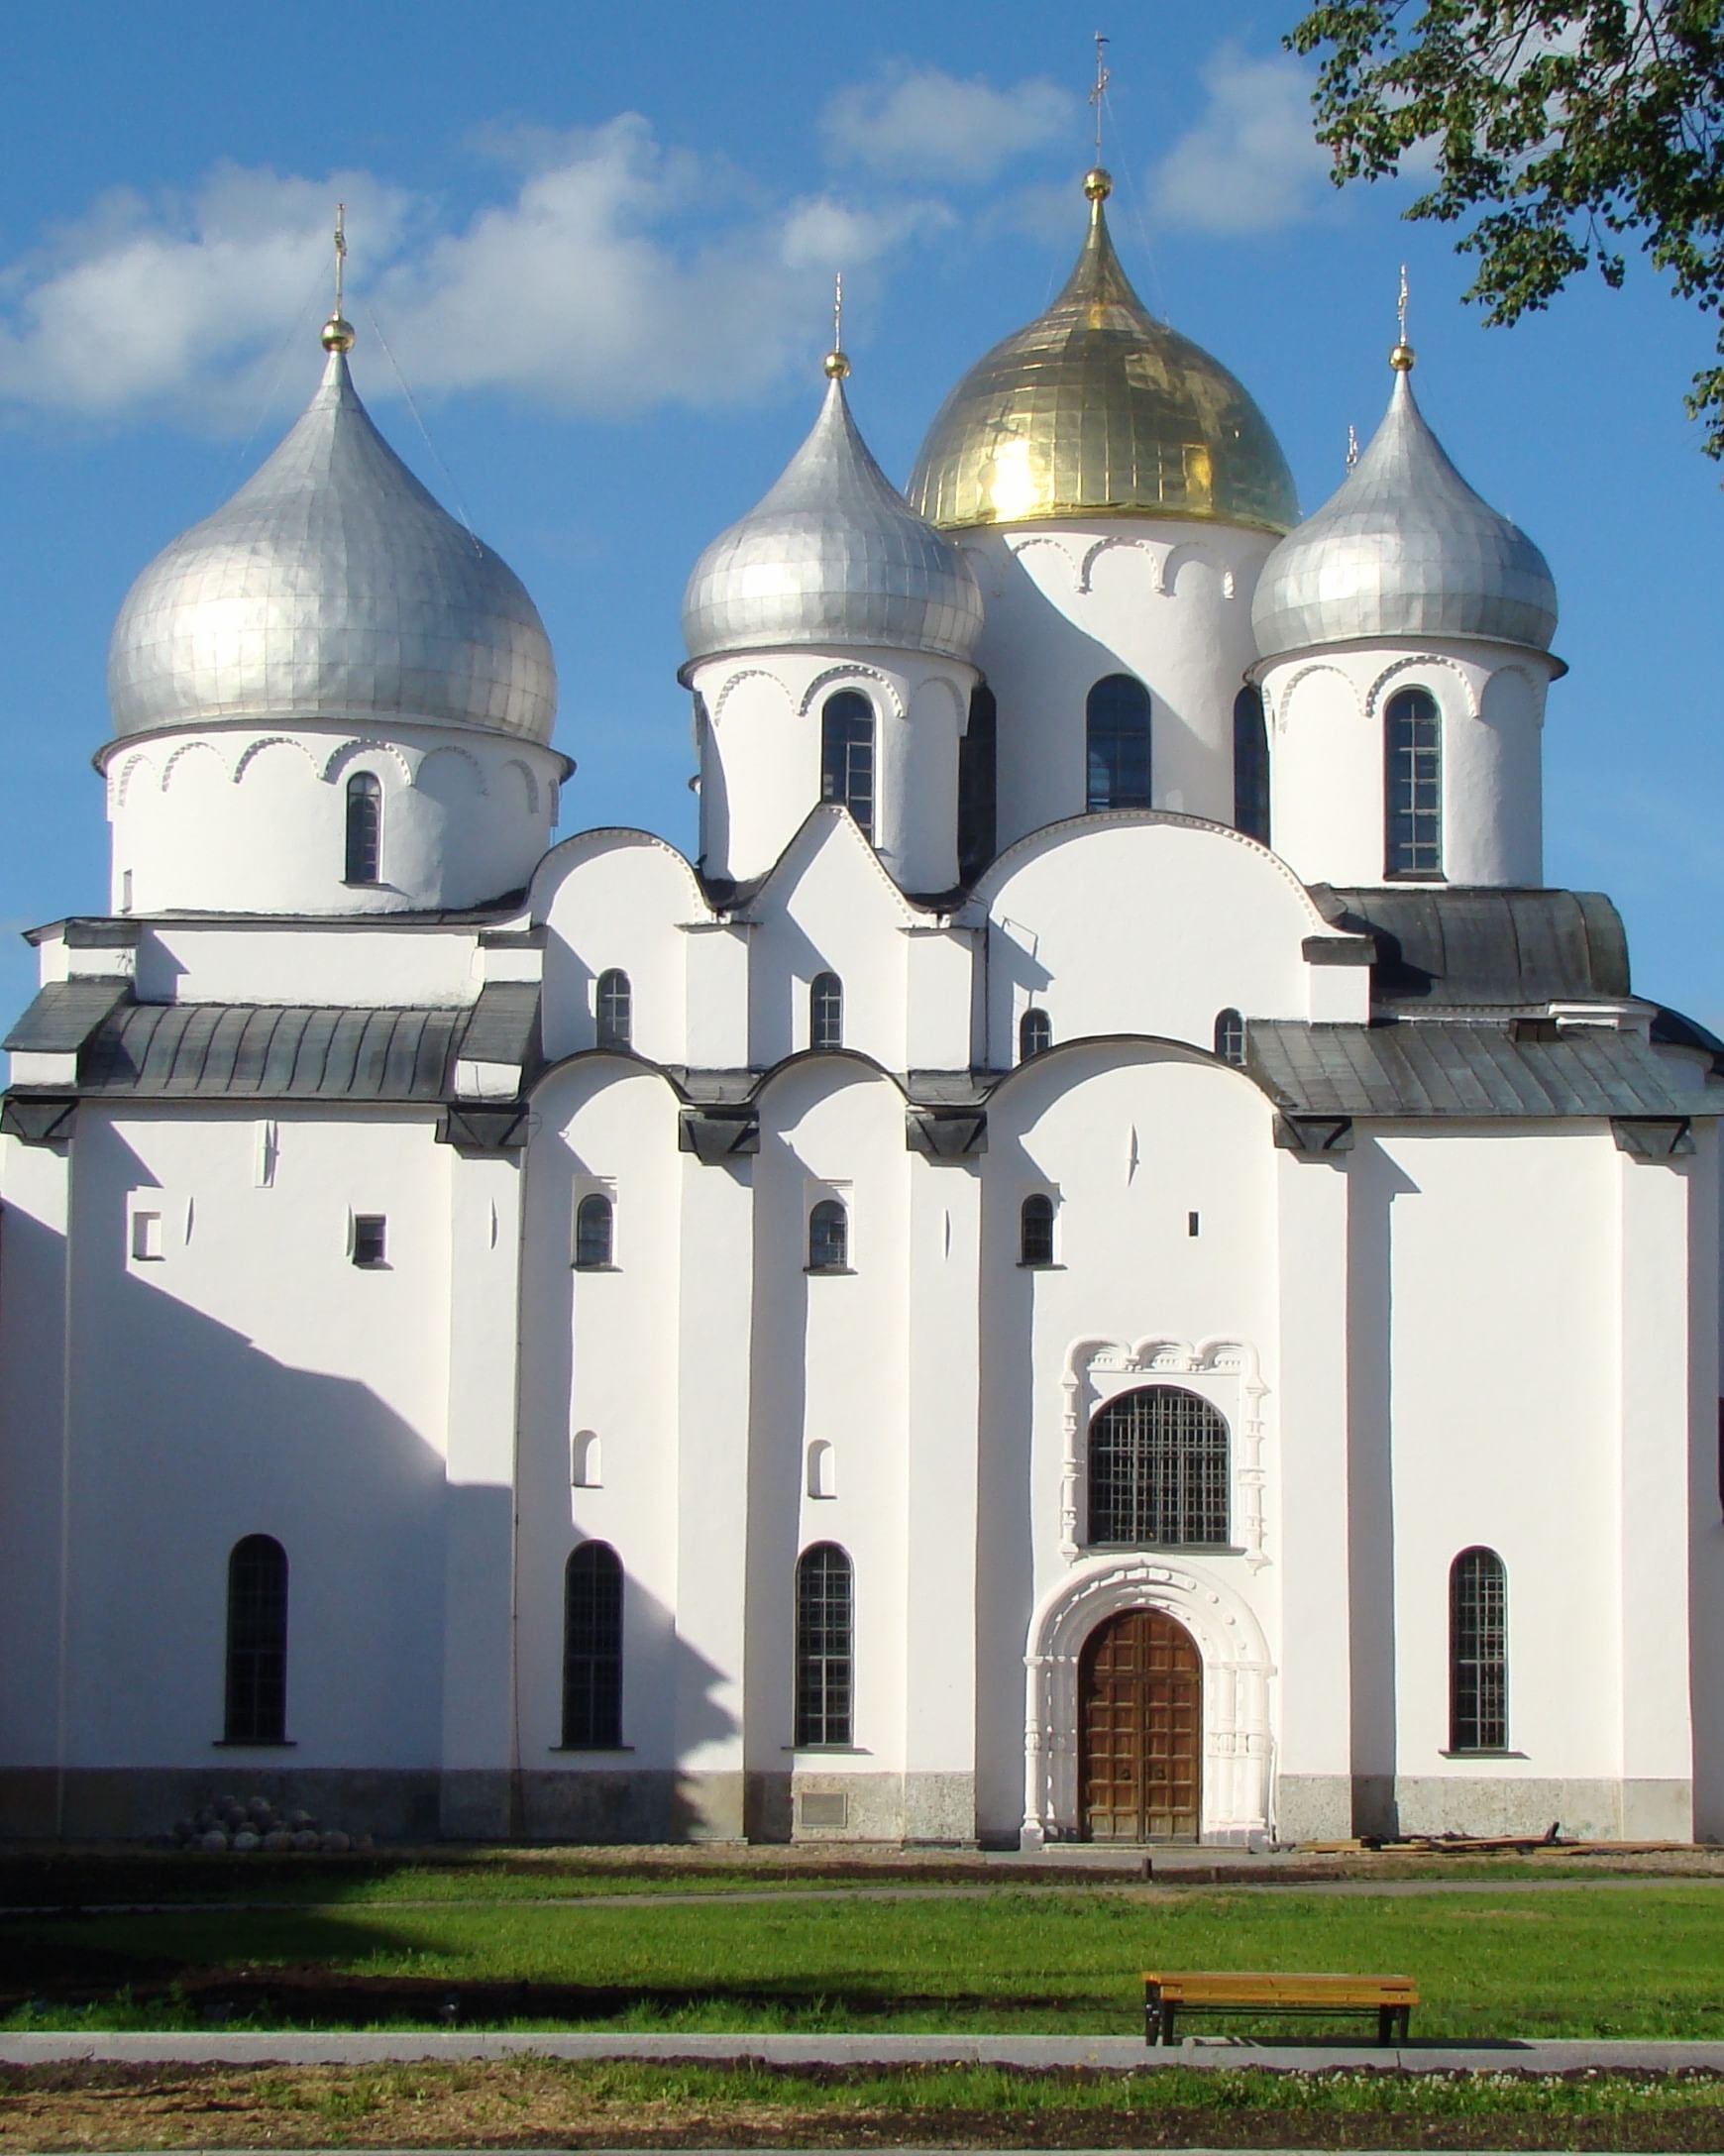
[743,1114,812,1843]
[1347,1135,1418,1837]
[0,1151,460,1841]
[972,1119,1045,1846]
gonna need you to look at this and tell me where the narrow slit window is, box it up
[820,692,875,840]
[1085,675,1152,812]
[224,1535,288,1744]
[957,684,998,883]
[595,969,632,1050]
[810,971,843,1050]
[1233,687,1271,845]
[795,1542,853,1747]
[1385,687,1443,878]
[562,1541,623,1748]
[575,1193,614,1270]
[345,773,381,886]
[808,1198,848,1272]
[1450,1547,1507,1752]
[1020,1193,1055,1266]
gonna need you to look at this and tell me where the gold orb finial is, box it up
[823,349,851,379]
[1084,165,1113,202]
[1389,340,1415,372]
[321,314,357,353]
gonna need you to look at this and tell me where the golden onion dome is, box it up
[907,172,1298,535]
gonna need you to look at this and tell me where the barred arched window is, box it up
[1086,675,1151,812]
[821,691,875,839]
[1088,1385,1230,1547]
[1450,1547,1507,1752]
[1385,687,1443,878]
[595,969,632,1050]
[1214,1009,1246,1066]
[225,1535,288,1744]
[563,1541,623,1748]
[574,1193,613,1269]
[1234,687,1270,845]
[344,773,381,885]
[795,1542,853,1746]
[1020,1009,1052,1062]
[808,1198,848,1272]
[810,971,843,1050]
[1020,1193,1055,1266]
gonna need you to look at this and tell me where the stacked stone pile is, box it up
[168,1793,375,1853]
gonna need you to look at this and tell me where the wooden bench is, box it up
[1141,1970,1417,2046]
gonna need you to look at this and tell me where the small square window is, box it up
[131,1211,162,1262]
[352,1215,387,1268]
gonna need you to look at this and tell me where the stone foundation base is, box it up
[1348,1775,1693,1844]
[0,1766,979,1846]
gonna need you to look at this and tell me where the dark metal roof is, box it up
[456,983,541,1073]
[1313,887,1631,1008]
[1248,1020,1707,1119]
[3,977,131,1054]
[78,1004,462,1101]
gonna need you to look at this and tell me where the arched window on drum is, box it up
[1085,676,1151,812]
[1087,1385,1230,1547]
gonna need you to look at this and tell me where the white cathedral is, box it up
[1,169,1719,1850]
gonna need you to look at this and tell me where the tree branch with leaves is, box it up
[1287,1,1724,456]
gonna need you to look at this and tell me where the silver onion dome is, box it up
[108,342,558,745]
[1251,354,1557,662]
[681,360,984,671]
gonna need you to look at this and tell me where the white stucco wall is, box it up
[106,721,564,916]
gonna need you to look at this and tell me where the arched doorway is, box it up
[1078,1608,1202,1841]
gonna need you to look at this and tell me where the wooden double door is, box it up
[1078,1609,1202,1841]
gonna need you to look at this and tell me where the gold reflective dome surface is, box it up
[908,177,1298,535]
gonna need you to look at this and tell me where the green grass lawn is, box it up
[6,1882,1724,2037]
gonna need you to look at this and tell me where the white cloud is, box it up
[822,66,1076,183]
[1149,47,1333,236]
[0,118,945,426]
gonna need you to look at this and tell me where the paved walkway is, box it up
[6,2030,1724,2072]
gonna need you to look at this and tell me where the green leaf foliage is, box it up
[1287,2,1724,455]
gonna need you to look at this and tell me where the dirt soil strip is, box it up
[5,2061,1724,2153]
[11,2035,1724,2071]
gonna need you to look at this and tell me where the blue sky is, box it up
[3,1,1719,1029]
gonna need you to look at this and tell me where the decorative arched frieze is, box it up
[1057,1334,1270,1567]
[1481,661,1547,732]
[1363,652,1481,724]
[1155,538,1225,599]
[1005,532,1082,590]
[911,674,967,728]
[1077,533,1159,595]
[796,663,907,723]
[415,742,489,797]
[319,736,417,786]
[1263,661,1359,737]
[231,734,323,785]
[1021,1554,1275,1847]
[113,753,156,809]
[500,756,541,813]
[710,666,794,726]
[158,739,229,793]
